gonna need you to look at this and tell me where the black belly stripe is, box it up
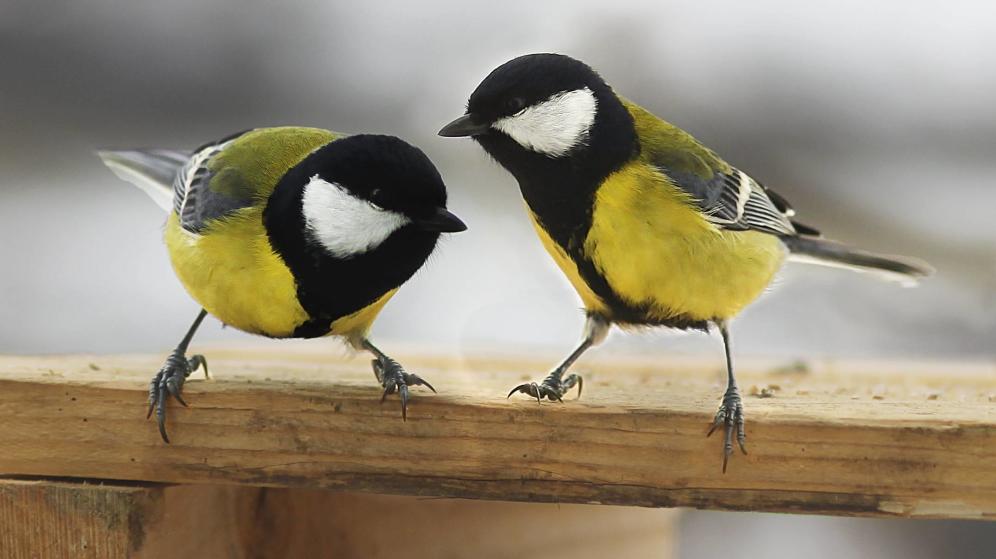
[521,176,710,332]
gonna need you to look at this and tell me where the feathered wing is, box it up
[171,130,255,233]
[97,129,253,227]
[655,162,801,237]
[624,100,933,283]
[174,127,341,233]
[101,127,342,234]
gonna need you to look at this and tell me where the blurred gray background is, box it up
[1,0,993,556]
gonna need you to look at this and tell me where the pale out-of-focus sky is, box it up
[1,2,994,555]
[2,1,993,359]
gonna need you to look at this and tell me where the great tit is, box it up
[100,127,466,442]
[440,53,931,472]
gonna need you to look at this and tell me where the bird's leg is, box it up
[706,321,747,473]
[147,309,210,443]
[361,339,436,421]
[508,313,610,403]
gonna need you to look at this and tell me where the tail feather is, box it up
[98,149,188,212]
[782,236,934,286]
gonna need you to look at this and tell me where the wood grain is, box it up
[0,480,258,559]
[0,479,675,558]
[1,344,994,520]
[0,480,146,558]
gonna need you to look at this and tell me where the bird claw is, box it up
[507,373,583,403]
[706,386,747,473]
[371,358,435,421]
[147,350,208,443]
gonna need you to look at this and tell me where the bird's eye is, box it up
[367,189,386,210]
[506,97,526,114]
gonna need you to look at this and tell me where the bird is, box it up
[99,127,466,443]
[439,53,932,472]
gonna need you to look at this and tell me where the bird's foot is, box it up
[507,371,583,403]
[147,349,208,443]
[371,357,436,421]
[706,385,747,473]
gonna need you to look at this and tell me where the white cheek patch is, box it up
[492,87,598,157]
[301,176,410,258]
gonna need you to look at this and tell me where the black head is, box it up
[439,53,638,179]
[467,54,603,125]
[264,134,465,336]
[305,134,464,232]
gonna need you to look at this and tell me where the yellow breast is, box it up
[166,211,395,340]
[165,211,308,337]
[583,161,786,322]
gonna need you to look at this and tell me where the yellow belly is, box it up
[536,162,785,323]
[166,212,396,339]
[166,211,308,337]
[166,211,399,340]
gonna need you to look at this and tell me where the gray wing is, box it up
[173,129,254,234]
[657,164,806,236]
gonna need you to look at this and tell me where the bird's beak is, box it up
[416,207,467,233]
[438,114,491,137]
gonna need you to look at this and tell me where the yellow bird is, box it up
[440,54,931,471]
[100,127,466,442]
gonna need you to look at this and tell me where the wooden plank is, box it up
[0,479,145,558]
[244,489,676,558]
[0,479,675,558]
[0,345,993,520]
[0,480,258,559]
